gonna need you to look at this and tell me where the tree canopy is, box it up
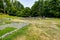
[0,0,60,18]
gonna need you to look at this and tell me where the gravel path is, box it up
[0,22,29,30]
[0,22,29,39]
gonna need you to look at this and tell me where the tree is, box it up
[5,0,24,16]
[31,1,39,17]
[13,1,24,10]
[23,7,31,17]
[0,0,4,13]
[49,0,60,17]
[31,0,45,17]
[31,0,60,18]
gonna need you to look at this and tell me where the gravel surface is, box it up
[0,22,29,30]
[0,22,29,39]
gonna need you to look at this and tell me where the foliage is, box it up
[0,0,60,18]
[31,0,60,18]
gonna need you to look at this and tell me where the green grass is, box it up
[0,27,16,37]
[0,14,12,25]
[0,13,19,25]
[0,20,12,26]
[56,24,60,28]
[2,25,30,40]
[2,18,60,40]
[0,14,60,40]
[0,13,22,19]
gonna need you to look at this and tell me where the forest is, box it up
[0,0,60,18]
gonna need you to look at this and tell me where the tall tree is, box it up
[31,1,39,17]
[23,7,31,17]
[0,0,4,13]
[49,0,60,17]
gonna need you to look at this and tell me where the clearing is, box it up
[13,18,60,40]
[0,14,60,40]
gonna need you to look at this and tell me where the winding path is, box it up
[0,22,29,39]
[0,22,29,30]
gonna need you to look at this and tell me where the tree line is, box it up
[0,0,60,18]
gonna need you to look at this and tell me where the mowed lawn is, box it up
[2,18,60,40]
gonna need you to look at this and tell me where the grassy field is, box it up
[0,27,16,37]
[0,13,23,19]
[2,18,60,40]
[0,13,23,26]
[2,25,29,40]
[0,13,13,25]
[0,14,60,40]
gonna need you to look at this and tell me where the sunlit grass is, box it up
[0,13,23,25]
[0,13,23,19]
[0,27,16,37]
[12,18,60,40]
[3,25,30,40]
[0,14,60,40]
